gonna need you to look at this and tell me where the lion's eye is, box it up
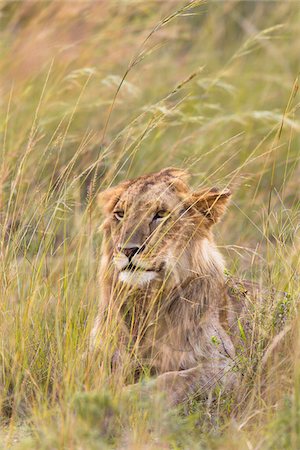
[153,210,169,221]
[114,210,124,220]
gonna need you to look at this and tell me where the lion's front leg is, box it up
[159,358,240,405]
[125,359,239,406]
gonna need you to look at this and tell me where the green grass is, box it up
[0,1,299,448]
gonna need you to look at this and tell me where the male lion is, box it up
[92,168,251,405]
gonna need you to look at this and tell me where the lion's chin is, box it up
[119,270,157,286]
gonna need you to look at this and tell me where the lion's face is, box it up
[99,168,231,287]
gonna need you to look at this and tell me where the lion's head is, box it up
[98,168,231,288]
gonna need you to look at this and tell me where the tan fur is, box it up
[92,168,247,405]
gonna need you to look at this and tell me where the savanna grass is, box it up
[0,1,299,448]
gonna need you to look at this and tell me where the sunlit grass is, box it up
[0,1,299,448]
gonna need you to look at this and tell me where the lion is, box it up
[91,167,253,405]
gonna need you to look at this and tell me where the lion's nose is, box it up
[119,245,140,259]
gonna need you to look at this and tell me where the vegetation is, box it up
[0,1,299,448]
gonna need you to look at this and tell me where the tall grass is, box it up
[0,1,299,448]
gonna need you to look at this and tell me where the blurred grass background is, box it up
[0,1,299,448]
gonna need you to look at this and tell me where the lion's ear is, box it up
[97,182,130,214]
[188,187,231,224]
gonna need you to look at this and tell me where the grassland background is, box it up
[0,1,299,449]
